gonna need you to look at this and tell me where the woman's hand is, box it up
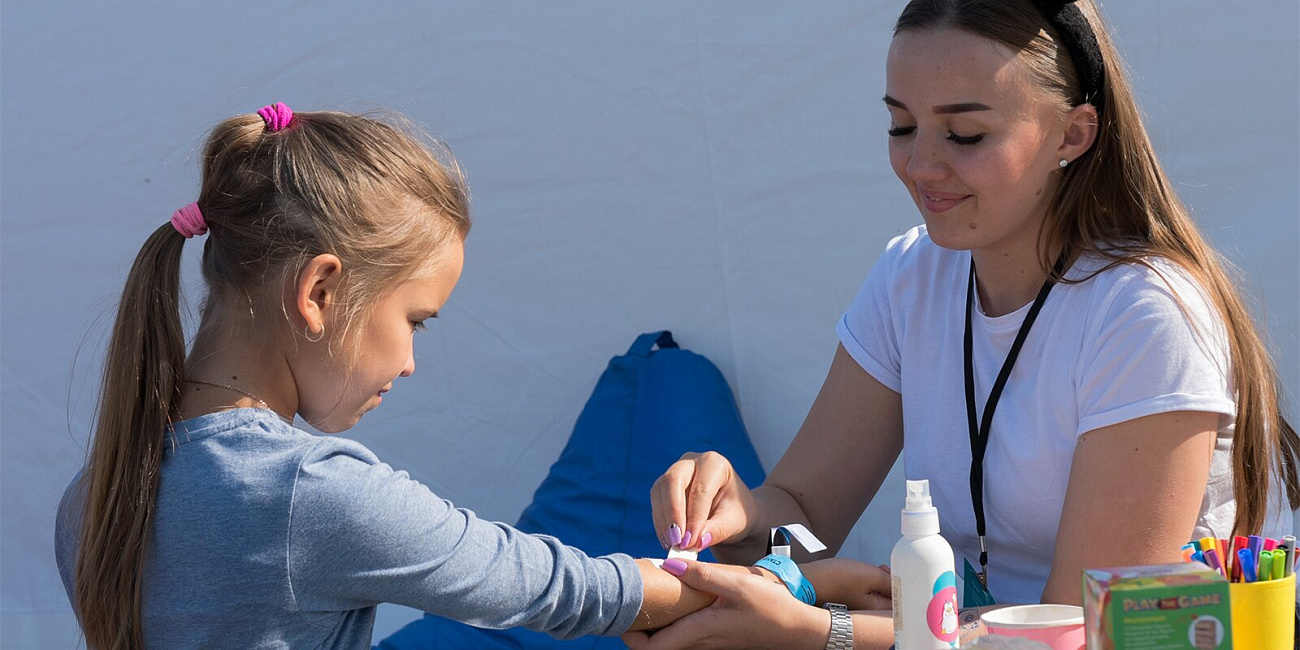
[623,560,830,650]
[652,451,760,553]
[802,558,892,611]
[650,346,906,565]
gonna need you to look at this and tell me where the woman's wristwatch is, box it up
[824,603,853,649]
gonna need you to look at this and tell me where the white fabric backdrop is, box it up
[2,1,1296,646]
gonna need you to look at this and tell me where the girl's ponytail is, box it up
[75,221,189,650]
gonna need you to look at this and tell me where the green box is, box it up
[1083,563,1232,649]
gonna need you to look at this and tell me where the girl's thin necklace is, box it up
[186,379,292,423]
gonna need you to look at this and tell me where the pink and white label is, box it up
[926,571,960,646]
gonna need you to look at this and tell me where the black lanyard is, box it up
[964,253,1067,590]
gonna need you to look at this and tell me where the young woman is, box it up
[55,103,890,649]
[631,1,1300,648]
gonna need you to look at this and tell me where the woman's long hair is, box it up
[74,110,470,649]
[895,0,1299,537]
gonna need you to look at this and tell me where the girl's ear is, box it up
[1058,103,1099,164]
[293,254,343,339]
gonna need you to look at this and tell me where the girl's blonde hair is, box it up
[894,0,1299,537]
[75,109,470,649]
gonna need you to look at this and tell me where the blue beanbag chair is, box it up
[377,331,767,649]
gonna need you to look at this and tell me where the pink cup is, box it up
[980,605,1085,650]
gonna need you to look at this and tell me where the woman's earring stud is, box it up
[1059,159,1069,168]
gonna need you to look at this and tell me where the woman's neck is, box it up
[970,244,1055,318]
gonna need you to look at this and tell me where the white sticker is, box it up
[667,546,699,561]
[773,523,827,554]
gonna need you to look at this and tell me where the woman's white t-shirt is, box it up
[836,225,1291,604]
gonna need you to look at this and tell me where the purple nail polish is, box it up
[662,558,688,576]
[681,530,693,548]
[668,523,682,547]
[700,532,713,550]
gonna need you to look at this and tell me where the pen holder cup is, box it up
[1229,572,1293,649]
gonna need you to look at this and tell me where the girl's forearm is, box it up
[630,559,713,631]
[631,560,787,631]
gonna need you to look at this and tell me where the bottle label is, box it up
[926,571,960,646]
[892,573,902,644]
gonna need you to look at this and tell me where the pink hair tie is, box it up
[257,102,294,132]
[170,202,207,238]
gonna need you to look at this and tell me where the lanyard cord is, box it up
[964,253,1067,589]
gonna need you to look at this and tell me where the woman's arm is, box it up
[1042,410,1217,604]
[657,344,904,564]
[759,344,905,560]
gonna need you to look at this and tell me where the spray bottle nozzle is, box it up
[904,479,934,512]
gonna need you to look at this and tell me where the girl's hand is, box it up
[803,558,892,611]
[651,452,759,552]
[623,560,829,650]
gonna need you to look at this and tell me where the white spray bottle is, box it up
[890,479,959,648]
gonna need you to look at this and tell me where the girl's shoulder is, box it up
[164,408,389,492]
[168,408,373,455]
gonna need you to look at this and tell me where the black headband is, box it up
[1033,0,1106,113]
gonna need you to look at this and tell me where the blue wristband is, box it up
[753,553,817,605]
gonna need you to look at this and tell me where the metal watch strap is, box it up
[824,602,853,649]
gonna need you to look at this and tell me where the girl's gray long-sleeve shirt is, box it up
[56,408,643,648]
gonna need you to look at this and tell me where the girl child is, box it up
[633,1,1300,648]
[55,103,890,649]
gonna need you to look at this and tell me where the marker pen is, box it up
[1258,550,1273,581]
[1202,548,1224,579]
[1238,548,1257,583]
[1199,537,1216,558]
[1248,535,1264,563]
[1264,537,1278,552]
[1231,536,1248,581]
[1284,536,1297,577]
[1271,549,1285,581]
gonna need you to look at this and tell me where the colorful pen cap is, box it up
[1202,548,1219,567]
[1199,537,1216,558]
[1239,548,1257,583]
[1248,534,1264,558]
[1231,536,1248,580]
